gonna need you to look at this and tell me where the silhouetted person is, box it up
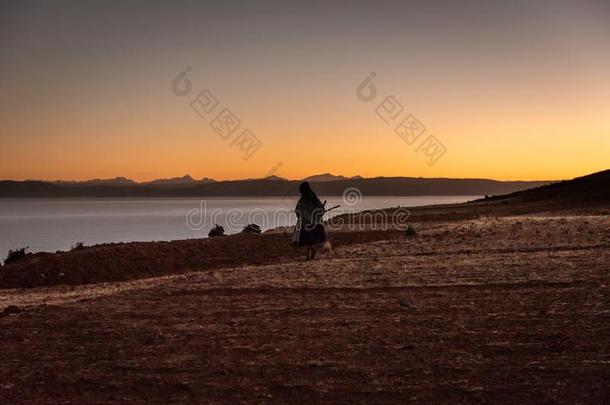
[293,181,326,260]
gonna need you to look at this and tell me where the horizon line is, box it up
[2,171,589,184]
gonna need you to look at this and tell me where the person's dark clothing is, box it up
[293,182,326,246]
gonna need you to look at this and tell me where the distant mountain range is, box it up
[140,175,216,187]
[302,173,363,182]
[46,175,216,188]
[35,173,357,187]
[0,172,555,198]
[49,176,138,187]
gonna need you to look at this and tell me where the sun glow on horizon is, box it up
[1,1,609,183]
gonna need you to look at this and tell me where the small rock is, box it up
[2,305,22,316]
[404,224,417,237]
[241,223,262,234]
[398,298,413,308]
[174,381,191,391]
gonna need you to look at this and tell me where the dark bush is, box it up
[71,241,85,251]
[241,223,262,234]
[208,224,225,237]
[404,224,417,237]
[1,305,22,316]
[4,247,28,266]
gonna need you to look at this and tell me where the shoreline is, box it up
[2,189,609,290]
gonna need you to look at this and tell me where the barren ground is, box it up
[1,215,610,403]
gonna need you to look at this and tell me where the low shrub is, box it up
[71,241,85,251]
[4,247,28,266]
[241,224,262,234]
[404,224,417,237]
[208,224,225,237]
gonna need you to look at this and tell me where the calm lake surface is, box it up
[0,196,480,258]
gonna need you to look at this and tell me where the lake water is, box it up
[0,196,479,258]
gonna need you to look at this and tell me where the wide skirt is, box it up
[293,223,326,246]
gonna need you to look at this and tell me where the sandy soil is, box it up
[1,215,610,403]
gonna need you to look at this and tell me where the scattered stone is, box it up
[398,298,413,308]
[241,224,262,234]
[173,381,191,391]
[2,305,22,317]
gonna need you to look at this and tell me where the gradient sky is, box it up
[1,0,609,181]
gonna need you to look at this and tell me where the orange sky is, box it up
[1,1,609,182]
